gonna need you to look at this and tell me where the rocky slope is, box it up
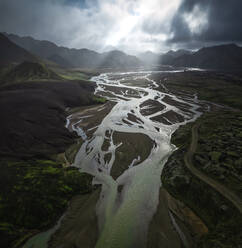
[0,78,104,247]
[171,44,242,70]
[5,33,142,69]
[0,33,37,66]
[1,61,62,84]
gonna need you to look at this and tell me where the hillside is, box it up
[171,44,242,69]
[5,33,142,68]
[47,54,73,68]
[100,50,142,68]
[138,50,191,66]
[160,49,192,65]
[138,51,161,65]
[0,79,98,247]
[1,61,62,84]
[0,33,37,66]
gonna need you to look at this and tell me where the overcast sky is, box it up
[0,0,241,54]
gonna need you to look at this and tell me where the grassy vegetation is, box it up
[51,67,100,81]
[194,112,242,197]
[151,71,242,109]
[0,65,13,78]
[170,111,242,199]
[162,149,242,248]
[0,62,62,84]
[60,71,90,81]
[92,96,107,104]
[0,59,103,247]
[0,158,93,248]
[0,62,102,86]
[161,110,242,247]
[64,139,84,164]
[0,75,100,246]
[156,71,242,247]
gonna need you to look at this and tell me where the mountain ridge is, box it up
[4,33,142,69]
[0,33,38,66]
[170,43,242,69]
[1,61,62,84]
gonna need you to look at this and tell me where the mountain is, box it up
[5,33,99,68]
[0,33,37,66]
[1,61,62,84]
[165,49,192,58]
[160,49,192,65]
[5,33,142,68]
[100,50,142,68]
[138,51,161,65]
[171,44,242,69]
[47,54,73,68]
[138,50,192,66]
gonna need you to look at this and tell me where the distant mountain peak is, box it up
[0,33,37,66]
[172,43,242,69]
[1,61,61,84]
[5,33,141,69]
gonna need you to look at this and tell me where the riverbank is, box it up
[151,70,242,247]
[49,189,101,248]
[0,79,106,247]
[147,188,208,248]
[2,70,242,248]
[161,111,242,247]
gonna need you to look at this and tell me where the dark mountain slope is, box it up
[0,80,96,158]
[138,50,191,66]
[138,51,161,65]
[1,61,62,84]
[160,49,192,65]
[5,33,142,68]
[0,79,97,247]
[5,33,63,59]
[172,44,242,69]
[100,50,142,68]
[5,33,100,67]
[47,54,73,68]
[0,33,37,66]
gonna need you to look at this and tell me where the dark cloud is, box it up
[170,0,242,48]
[63,0,98,9]
[0,0,241,52]
[0,0,106,50]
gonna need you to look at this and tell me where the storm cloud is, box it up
[170,0,242,49]
[0,0,241,53]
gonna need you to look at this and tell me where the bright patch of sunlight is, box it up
[104,0,182,53]
[183,5,208,35]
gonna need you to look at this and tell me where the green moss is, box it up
[42,166,60,175]
[0,158,93,247]
[171,122,193,147]
[93,96,107,104]
[1,61,62,84]
[162,150,242,248]
[162,110,242,247]
[209,151,221,162]
[60,71,89,81]
[157,72,242,110]
[65,139,84,164]
[226,151,239,158]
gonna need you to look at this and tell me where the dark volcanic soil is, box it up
[151,110,185,125]
[140,99,166,116]
[111,132,155,179]
[0,79,100,247]
[0,80,96,158]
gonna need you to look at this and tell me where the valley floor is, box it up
[0,69,242,248]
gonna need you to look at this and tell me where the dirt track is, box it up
[184,123,242,213]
